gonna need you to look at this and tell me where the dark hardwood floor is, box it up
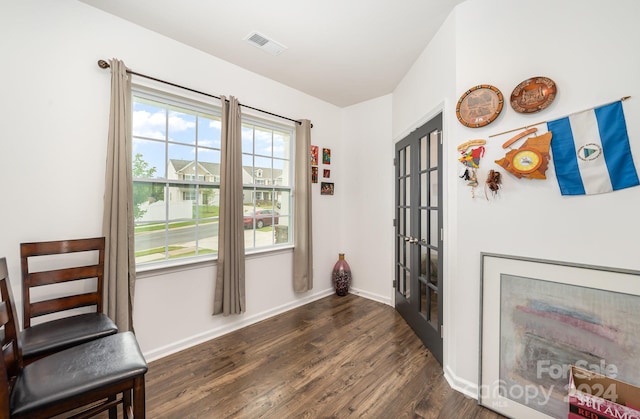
[132,294,505,418]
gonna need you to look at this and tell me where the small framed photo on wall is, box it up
[311,166,318,183]
[321,182,334,195]
[310,145,319,166]
[323,169,330,178]
[322,148,331,164]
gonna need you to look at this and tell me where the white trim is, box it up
[392,101,445,144]
[348,287,392,306]
[142,287,334,362]
[444,364,479,399]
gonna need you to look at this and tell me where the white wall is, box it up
[4,0,639,402]
[341,95,394,304]
[0,0,345,361]
[392,0,640,397]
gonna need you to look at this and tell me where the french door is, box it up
[394,113,443,364]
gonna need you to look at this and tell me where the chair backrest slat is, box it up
[0,257,24,408]
[27,265,101,286]
[30,293,100,318]
[20,237,105,328]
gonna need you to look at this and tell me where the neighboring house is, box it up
[168,159,221,206]
[137,159,285,222]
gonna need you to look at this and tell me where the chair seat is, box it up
[20,312,118,360]
[10,331,148,417]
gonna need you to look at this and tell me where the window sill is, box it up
[135,245,294,279]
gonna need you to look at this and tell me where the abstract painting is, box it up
[480,253,640,418]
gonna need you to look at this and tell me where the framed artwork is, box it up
[456,84,504,128]
[323,169,330,178]
[311,166,318,183]
[510,76,557,114]
[480,253,640,418]
[322,148,331,164]
[320,182,334,195]
[310,145,319,166]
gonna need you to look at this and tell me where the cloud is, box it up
[133,109,197,140]
[133,109,165,138]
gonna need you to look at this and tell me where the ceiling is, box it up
[80,0,465,107]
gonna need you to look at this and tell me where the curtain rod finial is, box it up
[97,59,110,69]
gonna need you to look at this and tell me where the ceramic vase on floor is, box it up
[332,253,352,296]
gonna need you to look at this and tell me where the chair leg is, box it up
[133,375,146,418]
[122,388,132,418]
[109,394,118,419]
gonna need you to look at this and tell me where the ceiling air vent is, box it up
[244,31,287,56]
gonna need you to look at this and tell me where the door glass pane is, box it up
[398,267,410,298]
[420,173,427,207]
[420,135,427,171]
[399,148,405,174]
[420,209,427,245]
[405,268,411,299]
[429,286,439,328]
[430,210,438,247]
[405,207,411,234]
[399,178,405,205]
[419,279,427,317]
[405,145,411,175]
[428,250,438,285]
[429,170,438,207]
[404,240,411,270]
[420,245,428,278]
[429,130,439,168]
[404,175,411,205]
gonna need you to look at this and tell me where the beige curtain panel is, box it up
[214,96,246,315]
[102,59,135,331]
[293,120,313,292]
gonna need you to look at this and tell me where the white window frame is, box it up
[132,85,295,270]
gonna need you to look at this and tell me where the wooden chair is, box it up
[0,257,148,418]
[19,237,118,363]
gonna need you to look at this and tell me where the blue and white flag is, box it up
[547,100,639,195]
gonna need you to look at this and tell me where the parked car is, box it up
[244,209,279,229]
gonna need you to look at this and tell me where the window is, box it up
[241,119,292,251]
[132,88,293,267]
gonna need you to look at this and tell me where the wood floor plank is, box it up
[100,293,505,418]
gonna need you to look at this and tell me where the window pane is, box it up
[198,147,220,181]
[168,109,196,145]
[273,131,288,159]
[168,144,196,181]
[198,115,221,149]
[196,184,219,256]
[274,159,290,187]
[241,125,254,153]
[254,128,273,157]
[275,190,290,217]
[134,181,166,223]
[133,139,166,179]
[134,181,168,264]
[133,101,166,140]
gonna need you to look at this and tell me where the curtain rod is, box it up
[488,96,631,138]
[97,59,311,127]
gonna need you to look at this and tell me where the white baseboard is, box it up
[348,287,392,306]
[143,288,335,362]
[444,364,478,400]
